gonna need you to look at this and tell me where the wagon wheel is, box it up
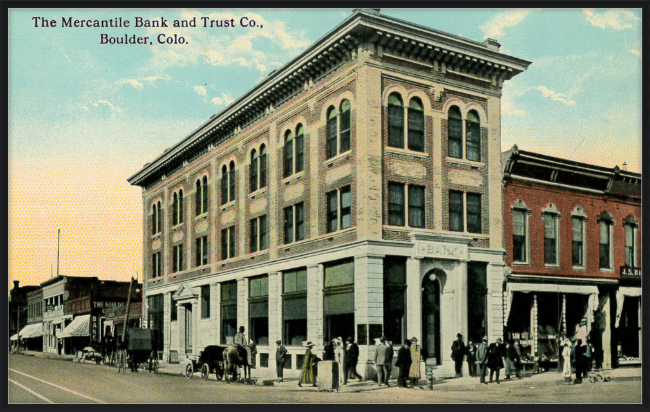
[185,362,194,378]
[201,364,210,381]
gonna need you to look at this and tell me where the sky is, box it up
[8,8,642,292]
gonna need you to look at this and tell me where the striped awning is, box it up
[18,323,44,339]
[60,315,90,338]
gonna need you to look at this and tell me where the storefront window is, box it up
[283,268,307,346]
[324,259,355,342]
[618,296,640,361]
[249,276,269,346]
[147,294,164,351]
[383,256,406,345]
[220,281,237,345]
[467,262,487,344]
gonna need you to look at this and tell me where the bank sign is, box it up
[620,266,642,280]
[415,240,468,261]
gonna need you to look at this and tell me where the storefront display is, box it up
[616,287,641,365]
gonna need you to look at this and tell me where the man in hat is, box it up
[451,333,466,378]
[395,340,412,388]
[234,326,247,348]
[409,337,422,388]
[477,336,489,384]
[487,337,506,384]
[322,337,335,361]
[385,340,394,385]
[343,336,362,385]
[374,336,389,386]
[275,340,287,382]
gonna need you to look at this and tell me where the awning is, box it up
[60,315,90,338]
[18,323,44,339]
[619,286,641,297]
[504,282,599,326]
[10,334,18,341]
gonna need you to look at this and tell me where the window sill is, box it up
[383,224,427,231]
[386,146,428,158]
[195,212,209,221]
[171,223,184,232]
[220,201,236,212]
[324,151,352,166]
[446,230,489,238]
[512,262,531,266]
[281,171,305,185]
[152,233,162,241]
[243,250,269,260]
[280,226,357,252]
[572,266,586,271]
[324,226,356,237]
[544,264,561,269]
[446,157,485,168]
[248,187,268,199]
[600,268,615,273]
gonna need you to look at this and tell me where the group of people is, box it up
[457,334,524,384]
[561,333,594,384]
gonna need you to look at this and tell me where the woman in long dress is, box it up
[408,337,422,388]
[561,338,572,383]
[334,338,345,385]
[298,342,316,387]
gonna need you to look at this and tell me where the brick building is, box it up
[9,281,39,348]
[502,146,641,370]
[128,9,530,378]
[24,287,44,351]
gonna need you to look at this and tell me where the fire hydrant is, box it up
[425,358,437,390]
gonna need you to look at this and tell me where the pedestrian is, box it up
[504,341,521,379]
[584,336,593,374]
[322,338,335,361]
[385,340,394,385]
[487,338,505,384]
[395,340,412,388]
[409,337,421,388]
[298,341,316,387]
[275,340,287,382]
[334,337,345,385]
[477,336,489,384]
[466,340,477,377]
[343,337,362,385]
[561,338,572,384]
[374,337,389,386]
[451,333,466,378]
[249,339,257,369]
[574,339,584,384]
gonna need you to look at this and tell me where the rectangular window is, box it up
[466,121,481,162]
[283,268,307,346]
[147,294,165,351]
[625,225,635,267]
[341,186,352,229]
[229,170,236,202]
[259,152,267,189]
[220,281,237,345]
[448,118,462,158]
[284,139,293,178]
[152,253,158,278]
[250,218,258,253]
[600,221,611,269]
[221,229,228,260]
[201,285,210,319]
[449,191,464,232]
[295,202,304,241]
[221,174,228,205]
[408,185,425,228]
[229,227,236,259]
[340,109,351,153]
[173,197,178,226]
[195,238,200,267]
[407,108,424,152]
[249,276,269,345]
[295,134,304,173]
[572,218,584,267]
[259,215,267,251]
[388,182,405,226]
[172,245,184,273]
[284,206,294,244]
[388,105,404,148]
[327,190,338,233]
[324,259,355,346]
[544,214,557,265]
[171,296,177,322]
[327,115,338,159]
[195,236,208,267]
[512,211,526,263]
[250,160,258,193]
[202,185,208,214]
[466,193,482,234]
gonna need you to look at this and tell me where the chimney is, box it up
[13,280,19,289]
[482,38,501,52]
[622,162,628,171]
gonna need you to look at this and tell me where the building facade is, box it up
[9,281,39,347]
[24,287,44,351]
[128,9,530,378]
[502,146,641,370]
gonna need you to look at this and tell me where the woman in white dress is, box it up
[334,338,345,384]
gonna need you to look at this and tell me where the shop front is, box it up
[615,282,641,366]
[16,323,44,351]
[60,314,91,355]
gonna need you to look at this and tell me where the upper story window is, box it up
[571,206,587,268]
[284,202,305,244]
[407,98,424,152]
[511,200,531,264]
[151,200,162,235]
[249,145,268,193]
[195,176,208,216]
[284,125,305,178]
[542,204,561,266]
[173,190,184,226]
[598,212,614,270]
[388,93,404,149]
[250,215,268,253]
[326,185,352,233]
[387,93,425,152]
[466,110,481,162]
[448,106,463,159]
[195,235,208,267]
[221,226,236,260]
[201,285,210,319]
[172,244,184,273]
[624,215,639,267]
[221,162,236,205]
[326,100,352,160]
[449,191,482,234]
[388,182,425,228]
[151,252,162,278]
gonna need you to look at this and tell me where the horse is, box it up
[223,345,250,382]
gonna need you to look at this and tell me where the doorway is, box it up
[185,304,193,354]
[422,270,442,363]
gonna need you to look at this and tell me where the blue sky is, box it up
[8,8,642,288]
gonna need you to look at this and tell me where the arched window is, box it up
[340,100,351,153]
[178,189,184,224]
[388,93,404,148]
[259,144,267,189]
[221,166,228,205]
[295,124,305,173]
[598,212,614,270]
[157,201,162,233]
[195,180,202,216]
[229,162,236,202]
[202,176,208,213]
[408,97,424,152]
[624,215,639,267]
[152,203,157,235]
[173,192,178,226]
[448,106,462,159]
[283,130,294,178]
[466,110,481,162]
[250,149,259,193]
[326,107,338,159]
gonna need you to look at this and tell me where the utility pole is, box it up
[121,277,134,343]
[56,229,60,277]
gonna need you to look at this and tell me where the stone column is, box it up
[215,283,222,345]
[307,264,323,346]
[354,254,384,379]
[601,294,612,369]
[237,278,248,335]
[406,258,422,343]
[456,260,469,377]
[268,272,282,365]
[210,283,219,344]
[164,292,172,361]
[178,304,186,359]
[487,263,506,342]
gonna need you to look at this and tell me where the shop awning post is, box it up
[121,277,134,343]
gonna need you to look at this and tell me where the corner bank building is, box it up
[128,9,531,379]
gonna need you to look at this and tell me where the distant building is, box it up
[502,146,641,369]
[24,287,44,351]
[128,9,530,378]
[9,280,39,348]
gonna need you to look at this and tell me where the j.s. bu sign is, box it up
[621,266,642,279]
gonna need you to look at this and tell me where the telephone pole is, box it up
[56,229,60,277]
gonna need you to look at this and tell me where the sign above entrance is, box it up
[414,241,468,261]
[620,266,641,280]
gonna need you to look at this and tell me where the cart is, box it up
[185,345,227,381]
[120,328,159,374]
